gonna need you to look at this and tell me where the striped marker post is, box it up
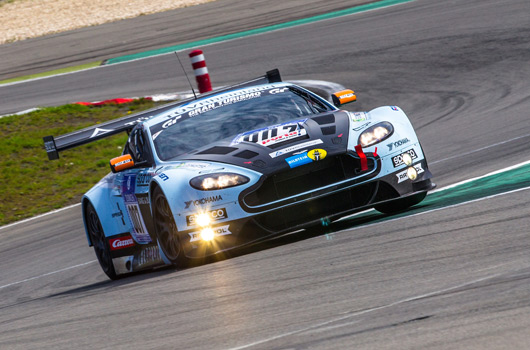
[189,49,212,93]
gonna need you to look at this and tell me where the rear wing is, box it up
[43,69,282,160]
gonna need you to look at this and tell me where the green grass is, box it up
[0,99,169,226]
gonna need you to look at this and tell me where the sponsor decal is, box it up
[285,153,313,168]
[90,127,113,138]
[137,196,150,205]
[176,162,209,169]
[136,173,153,186]
[186,208,227,226]
[188,225,232,243]
[115,158,132,167]
[158,173,169,181]
[269,87,289,94]
[109,235,135,250]
[123,116,150,127]
[184,195,223,209]
[387,138,410,151]
[390,106,399,111]
[396,164,424,183]
[392,148,418,167]
[122,175,152,244]
[269,139,324,158]
[160,87,272,129]
[349,111,367,122]
[44,140,56,153]
[231,119,307,146]
[307,148,327,161]
[135,245,161,267]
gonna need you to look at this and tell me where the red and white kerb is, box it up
[189,49,212,93]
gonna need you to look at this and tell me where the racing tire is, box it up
[374,192,427,214]
[86,202,118,280]
[152,187,189,267]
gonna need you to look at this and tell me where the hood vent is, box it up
[197,146,238,155]
[234,150,259,159]
[312,114,335,125]
[321,126,336,135]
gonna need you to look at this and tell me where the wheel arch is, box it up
[81,197,94,247]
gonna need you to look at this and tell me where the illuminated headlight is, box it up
[358,122,394,147]
[407,166,418,180]
[200,228,215,241]
[190,173,249,191]
[195,213,211,227]
[402,153,413,166]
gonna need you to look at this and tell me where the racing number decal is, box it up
[231,120,307,146]
[126,203,148,237]
[122,174,152,244]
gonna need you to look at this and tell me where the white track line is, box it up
[0,203,80,231]
[0,260,96,290]
[228,187,530,350]
[431,132,530,165]
[228,271,510,350]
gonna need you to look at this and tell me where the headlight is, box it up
[190,173,249,191]
[358,122,394,147]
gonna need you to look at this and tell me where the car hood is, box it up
[176,111,350,176]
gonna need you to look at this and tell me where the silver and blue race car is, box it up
[44,69,435,279]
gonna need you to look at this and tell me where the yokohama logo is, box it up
[109,236,135,250]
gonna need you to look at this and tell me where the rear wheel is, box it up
[86,202,118,280]
[152,187,188,267]
[375,192,427,214]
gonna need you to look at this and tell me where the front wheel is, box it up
[152,187,189,267]
[86,202,118,280]
[375,192,427,214]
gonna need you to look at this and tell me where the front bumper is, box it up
[178,157,434,259]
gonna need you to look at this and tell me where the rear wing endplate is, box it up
[43,69,282,160]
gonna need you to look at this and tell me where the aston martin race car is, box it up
[44,69,435,279]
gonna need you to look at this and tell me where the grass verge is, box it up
[0,99,168,226]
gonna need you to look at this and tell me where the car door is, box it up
[115,127,157,244]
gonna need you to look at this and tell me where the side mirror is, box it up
[331,89,356,107]
[110,154,135,173]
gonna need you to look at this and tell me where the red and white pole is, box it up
[189,49,212,93]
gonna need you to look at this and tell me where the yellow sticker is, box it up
[307,149,327,161]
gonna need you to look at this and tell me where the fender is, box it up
[82,173,130,246]
[348,106,420,154]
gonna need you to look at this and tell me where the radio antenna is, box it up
[174,51,197,100]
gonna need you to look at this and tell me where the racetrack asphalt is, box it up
[1,0,530,348]
[0,0,372,80]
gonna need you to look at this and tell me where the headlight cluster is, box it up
[358,122,394,147]
[190,173,249,191]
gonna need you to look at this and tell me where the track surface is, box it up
[0,0,370,80]
[1,0,530,349]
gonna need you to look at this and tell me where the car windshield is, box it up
[150,85,333,160]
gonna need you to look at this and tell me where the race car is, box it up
[43,69,435,279]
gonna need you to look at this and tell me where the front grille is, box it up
[254,182,378,231]
[244,153,376,207]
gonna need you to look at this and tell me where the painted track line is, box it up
[0,260,97,290]
[0,203,80,232]
[227,271,514,350]
[431,132,530,165]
